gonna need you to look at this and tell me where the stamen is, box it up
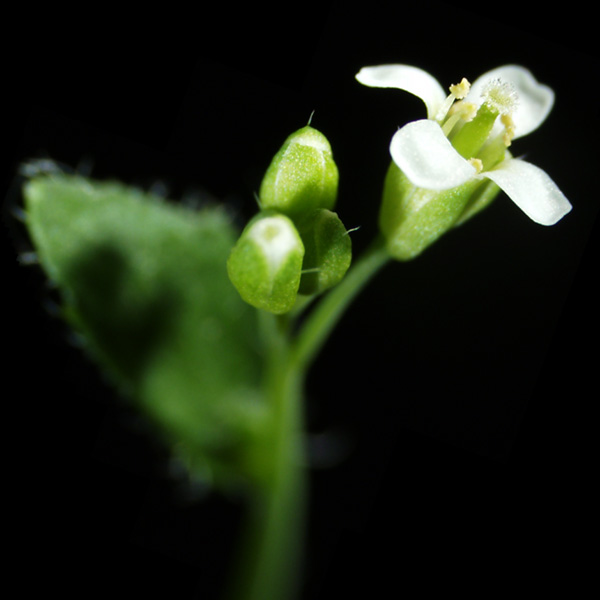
[481,78,519,116]
[501,114,516,146]
[449,78,470,100]
[450,101,478,122]
[468,157,483,174]
[435,76,472,123]
[442,101,478,136]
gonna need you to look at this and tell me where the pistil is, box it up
[447,77,519,161]
[450,102,500,160]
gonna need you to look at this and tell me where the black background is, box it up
[3,2,597,598]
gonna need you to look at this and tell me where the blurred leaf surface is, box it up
[23,172,266,487]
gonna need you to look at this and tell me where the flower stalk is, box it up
[223,63,575,599]
[291,235,390,371]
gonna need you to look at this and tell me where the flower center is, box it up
[442,77,519,169]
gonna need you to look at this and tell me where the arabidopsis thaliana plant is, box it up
[356,64,571,225]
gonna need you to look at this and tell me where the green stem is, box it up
[226,236,390,600]
[227,314,307,600]
[291,235,390,371]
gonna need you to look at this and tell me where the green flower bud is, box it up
[297,209,352,296]
[379,162,501,261]
[259,126,339,219]
[227,212,304,314]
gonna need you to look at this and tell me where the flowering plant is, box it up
[14,62,571,600]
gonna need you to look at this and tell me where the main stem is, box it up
[227,236,390,600]
[228,314,307,600]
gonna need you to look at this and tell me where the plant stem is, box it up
[227,314,307,600]
[226,236,390,600]
[291,235,390,371]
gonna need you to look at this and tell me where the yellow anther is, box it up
[435,77,472,123]
[443,100,478,135]
[468,157,484,174]
[449,77,471,100]
[448,100,478,122]
[501,114,516,147]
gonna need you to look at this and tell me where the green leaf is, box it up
[23,171,267,489]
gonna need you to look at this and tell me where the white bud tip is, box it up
[249,217,300,270]
[290,127,331,153]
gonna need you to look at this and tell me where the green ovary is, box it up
[449,103,499,160]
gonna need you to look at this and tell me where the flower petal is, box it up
[355,64,447,120]
[468,65,555,139]
[390,119,477,190]
[483,158,571,225]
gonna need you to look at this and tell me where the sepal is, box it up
[379,162,500,260]
[297,209,352,295]
[259,126,339,219]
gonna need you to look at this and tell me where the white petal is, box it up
[355,64,447,120]
[483,158,571,225]
[390,119,477,190]
[467,65,555,139]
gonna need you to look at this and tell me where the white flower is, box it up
[356,64,571,225]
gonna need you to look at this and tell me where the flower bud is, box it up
[259,126,339,219]
[297,209,352,296]
[379,162,501,260]
[227,212,304,314]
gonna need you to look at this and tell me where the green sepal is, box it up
[379,162,500,260]
[297,209,352,296]
[227,211,305,314]
[259,126,339,219]
[23,171,268,491]
[453,178,501,226]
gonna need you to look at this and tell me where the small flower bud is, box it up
[259,126,339,219]
[297,209,352,296]
[379,162,500,260]
[227,212,304,314]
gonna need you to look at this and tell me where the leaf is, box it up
[23,170,267,489]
